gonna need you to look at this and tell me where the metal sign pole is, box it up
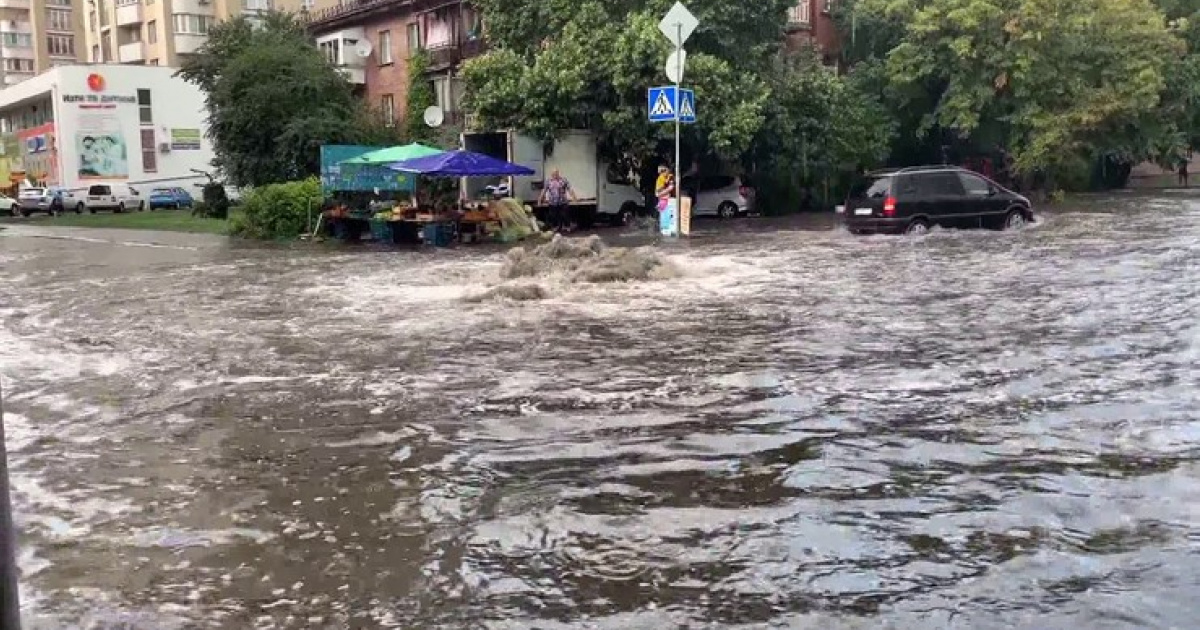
[0,379,21,630]
[674,24,682,238]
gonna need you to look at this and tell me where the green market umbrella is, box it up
[340,143,445,166]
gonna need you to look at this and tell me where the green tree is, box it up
[853,0,1179,183]
[177,13,401,187]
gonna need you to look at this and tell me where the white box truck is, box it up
[461,129,647,227]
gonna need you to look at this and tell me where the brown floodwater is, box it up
[1,193,1198,628]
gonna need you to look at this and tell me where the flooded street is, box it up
[2,193,1199,629]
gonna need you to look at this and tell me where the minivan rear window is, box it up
[849,176,892,199]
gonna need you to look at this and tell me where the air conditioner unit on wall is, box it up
[159,142,171,153]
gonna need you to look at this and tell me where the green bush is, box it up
[231,177,322,240]
[198,182,231,219]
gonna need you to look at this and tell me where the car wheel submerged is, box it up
[1004,209,1027,230]
[717,201,738,219]
[905,219,931,235]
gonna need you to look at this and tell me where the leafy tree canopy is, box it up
[464,0,893,210]
[848,0,1183,176]
[178,13,400,187]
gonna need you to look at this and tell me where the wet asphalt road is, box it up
[1,192,1199,629]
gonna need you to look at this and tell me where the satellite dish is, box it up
[354,40,373,58]
[423,105,444,128]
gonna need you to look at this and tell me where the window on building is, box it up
[46,8,72,31]
[243,0,272,10]
[318,39,340,65]
[822,0,834,12]
[302,0,314,9]
[173,14,211,34]
[3,59,34,73]
[381,94,394,125]
[47,34,74,57]
[407,22,420,53]
[147,20,157,44]
[146,0,154,5]
[788,2,810,25]
[2,33,32,47]
[137,89,152,124]
[140,129,157,172]
[149,58,158,65]
[379,29,392,64]
[91,44,100,62]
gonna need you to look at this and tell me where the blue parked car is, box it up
[148,187,194,210]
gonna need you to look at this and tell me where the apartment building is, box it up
[0,0,86,86]
[785,0,841,64]
[305,0,484,128]
[81,0,305,68]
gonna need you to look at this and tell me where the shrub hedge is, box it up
[230,177,322,240]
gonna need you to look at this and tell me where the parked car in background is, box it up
[16,187,76,216]
[0,192,16,216]
[76,183,143,214]
[843,166,1033,235]
[149,187,195,209]
[681,175,755,219]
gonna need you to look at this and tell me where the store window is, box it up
[137,89,152,124]
[47,35,75,57]
[140,129,157,172]
[379,29,392,64]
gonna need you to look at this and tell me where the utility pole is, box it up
[674,22,682,238]
[0,379,20,630]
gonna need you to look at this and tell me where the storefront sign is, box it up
[170,128,202,150]
[61,93,136,104]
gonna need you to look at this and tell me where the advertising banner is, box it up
[76,113,128,180]
[320,145,415,194]
[170,128,202,151]
[659,198,678,236]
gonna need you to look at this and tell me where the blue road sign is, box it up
[678,89,696,124]
[648,86,697,123]
[648,86,677,122]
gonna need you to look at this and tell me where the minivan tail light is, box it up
[882,196,896,217]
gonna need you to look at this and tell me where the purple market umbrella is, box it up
[388,150,536,177]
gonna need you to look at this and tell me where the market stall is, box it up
[319,143,446,243]
[384,150,540,246]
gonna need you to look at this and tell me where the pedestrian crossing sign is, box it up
[647,86,698,123]
[678,89,696,123]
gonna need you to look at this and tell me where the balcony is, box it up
[0,44,33,59]
[115,3,143,26]
[337,67,364,84]
[0,0,30,9]
[174,33,206,54]
[118,41,144,62]
[0,20,31,33]
[787,2,811,28]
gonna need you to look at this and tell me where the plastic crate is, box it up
[369,219,391,242]
[422,222,454,247]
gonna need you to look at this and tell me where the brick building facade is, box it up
[784,0,842,65]
[305,0,483,128]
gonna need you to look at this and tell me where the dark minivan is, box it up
[844,166,1033,235]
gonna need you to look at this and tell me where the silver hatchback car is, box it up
[682,175,755,219]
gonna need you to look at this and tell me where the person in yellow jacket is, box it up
[654,165,675,216]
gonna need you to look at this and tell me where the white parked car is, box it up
[0,192,19,216]
[77,183,144,214]
[681,175,756,219]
